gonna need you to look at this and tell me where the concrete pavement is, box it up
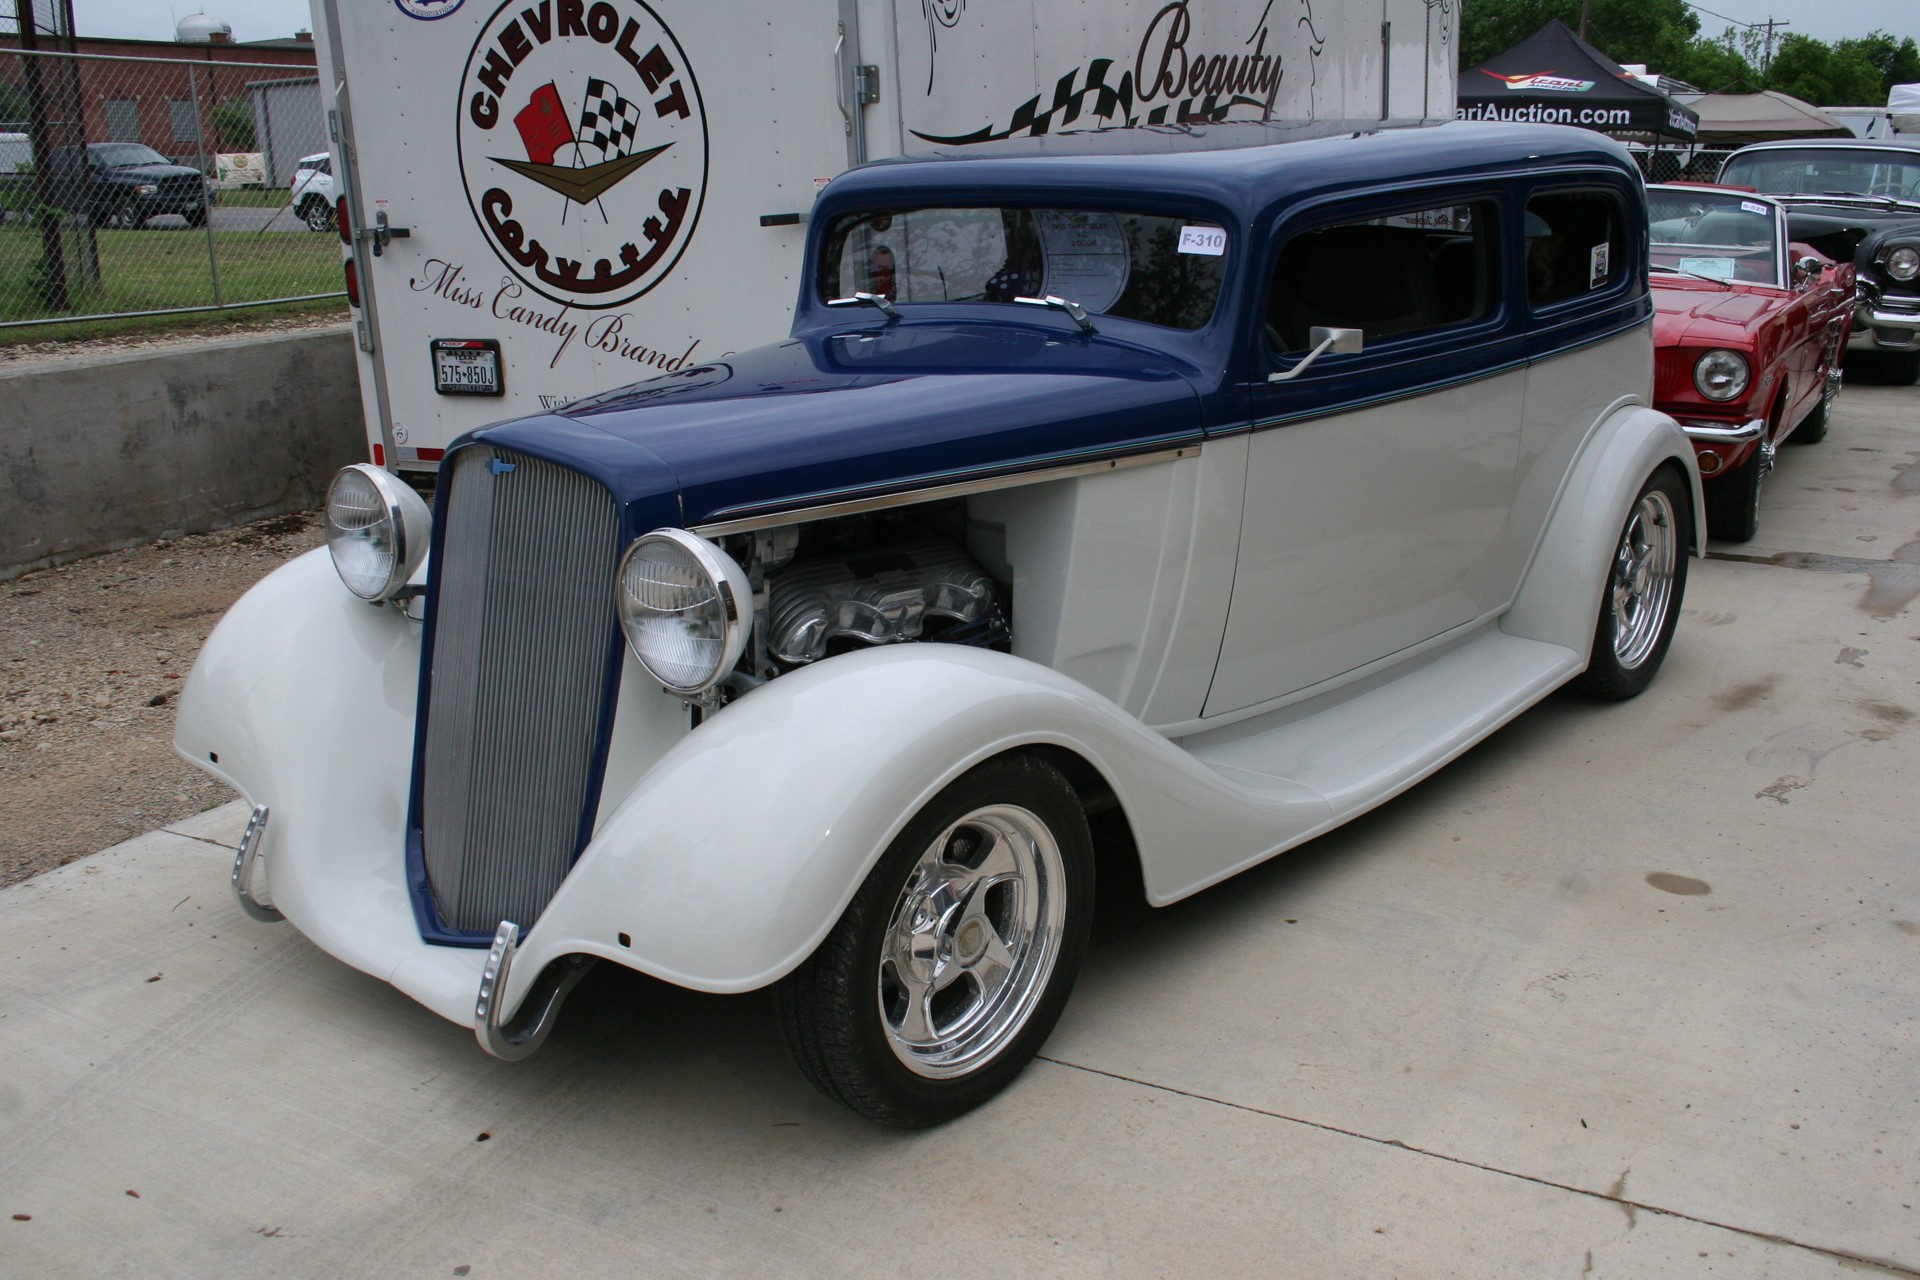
[2,387,1915,1278]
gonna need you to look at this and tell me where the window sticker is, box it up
[1034,210,1130,312]
[1177,225,1227,256]
[1741,200,1771,216]
[1589,242,1611,289]
[1677,255,1736,280]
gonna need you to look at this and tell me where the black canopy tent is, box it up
[1457,20,1700,144]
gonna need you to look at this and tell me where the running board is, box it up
[1183,628,1583,822]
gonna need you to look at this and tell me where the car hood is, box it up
[106,161,203,181]
[1652,279,1781,345]
[469,319,1206,528]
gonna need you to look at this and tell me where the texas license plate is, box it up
[432,339,503,396]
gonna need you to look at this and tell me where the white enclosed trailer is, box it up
[313,0,1459,473]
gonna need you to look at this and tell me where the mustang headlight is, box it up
[1886,245,1920,282]
[324,464,432,601]
[616,529,752,695]
[1694,349,1750,402]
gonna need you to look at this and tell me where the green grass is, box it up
[0,220,345,328]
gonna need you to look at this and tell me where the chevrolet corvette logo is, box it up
[457,0,708,309]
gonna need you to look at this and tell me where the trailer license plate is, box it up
[432,340,503,396]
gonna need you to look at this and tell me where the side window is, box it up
[1267,201,1495,354]
[1526,191,1624,307]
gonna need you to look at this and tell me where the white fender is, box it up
[512,644,1331,1001]
[1502,405,1702,657]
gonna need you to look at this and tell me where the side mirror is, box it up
[1268,326,1364,383]
[1795,256,1824,279]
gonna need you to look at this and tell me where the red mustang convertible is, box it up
[1649,184,1854,541]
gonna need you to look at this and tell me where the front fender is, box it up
[513,644,1328,998]
[1503,404,1701,656]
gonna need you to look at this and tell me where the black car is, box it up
[1721,138,1920,383]
[48,142,210,229]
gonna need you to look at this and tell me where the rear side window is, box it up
[1266,201,1496,353]
[1526,191,1625,307]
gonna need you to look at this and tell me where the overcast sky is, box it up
[63,0,1920,59]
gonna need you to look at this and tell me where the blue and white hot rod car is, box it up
[179,122,1701,1126]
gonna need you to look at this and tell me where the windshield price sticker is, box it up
[1178,225,1227,256]
[1741,201,1771,216]
[432,339,504,397]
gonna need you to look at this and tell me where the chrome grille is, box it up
[420,446,621,933]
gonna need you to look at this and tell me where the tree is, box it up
[1671,33,1759,94]
[1460,0,1700,74]
[1834,30,1920,100]
[210,99,255,152]
[1765,34,1883,106]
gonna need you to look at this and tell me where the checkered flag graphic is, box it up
[578,78,643,160]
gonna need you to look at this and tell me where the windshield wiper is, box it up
[1014,293,1094,333]
[1650,263,1734,288]
[826,292,899,320]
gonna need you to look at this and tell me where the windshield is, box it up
[1647,187,1784,286]
[818,207,1227,331]
[1720,147,1920,202]
[91,143,171,169]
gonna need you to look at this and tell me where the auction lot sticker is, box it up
[457,0,708,309]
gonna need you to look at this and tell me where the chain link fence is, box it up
[1,46,348,329]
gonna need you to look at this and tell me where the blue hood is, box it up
[470,318,1205,527]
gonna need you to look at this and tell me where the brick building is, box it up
[0,30,317,167]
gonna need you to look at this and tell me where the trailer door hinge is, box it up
[853,64,879,107]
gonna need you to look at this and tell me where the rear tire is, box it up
[1571,468,1690,701]
[774,752,1094,1127]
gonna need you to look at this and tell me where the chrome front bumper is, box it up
[1679,418,1765,446]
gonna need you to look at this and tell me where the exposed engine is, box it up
[720,507,1011,681]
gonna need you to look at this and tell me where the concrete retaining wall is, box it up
[1,326,363,581]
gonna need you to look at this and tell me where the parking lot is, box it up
[0,384,1915,1278]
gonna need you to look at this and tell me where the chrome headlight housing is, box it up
[616,529,752,695]
[1693,349,1750,402]
[1886,245,1920,283]
[324,464,432,601]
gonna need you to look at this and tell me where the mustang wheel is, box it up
[774,752,1094,1127]
[1572,468,1690,701]
[1793,363,1840,444]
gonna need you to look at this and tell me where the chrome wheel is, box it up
[1610,487,1678,670]
[878,803,1066,1078]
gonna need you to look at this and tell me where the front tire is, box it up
[1704,444,1762,543]
[300,196,334,232]
[774,752,1094,1127]
[1571,467,1690,701]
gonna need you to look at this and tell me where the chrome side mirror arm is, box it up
[1268,326,1364,383]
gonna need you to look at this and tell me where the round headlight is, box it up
[1694,349,1750,402]
[1886,245,1920,282]
[324,463,432,601]
[615,529,752,695]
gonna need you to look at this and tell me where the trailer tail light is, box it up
[337,195,351,246]
[344,258,360,308]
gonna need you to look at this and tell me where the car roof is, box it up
[1727,137,1920,155]
[820,122,1641,228]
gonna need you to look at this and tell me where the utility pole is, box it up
[1579,0,1591,42]
[1760,17,1789,74]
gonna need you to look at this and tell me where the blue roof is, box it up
[817,121,1642,229]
